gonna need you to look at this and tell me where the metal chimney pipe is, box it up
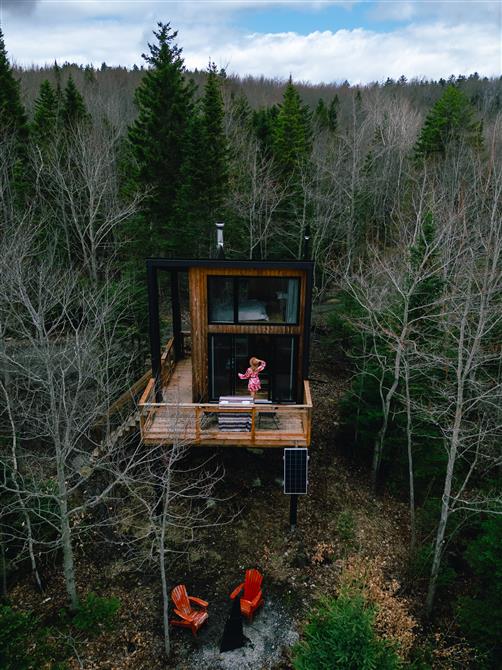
[216,222,225,259]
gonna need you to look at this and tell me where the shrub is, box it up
[336,510,356,545]
[456,517,502,668]
[0,605,62,670]
[61,592,120,634]
[292,593,402,670]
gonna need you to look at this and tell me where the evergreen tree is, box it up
[127,22,195,256]
[61,75,89,128]
[252,105,279,156]
[32,79,59,143]
[328,94,339,132]
[414,84,483,160]
[0,28,29,199]
[273,77,311,178]
[0,28,28,140]
[174,110,209,254]
[314,98,329,131]
[315,96,338,133]
[202,61,228,224]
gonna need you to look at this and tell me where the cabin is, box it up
[139,254,313,448]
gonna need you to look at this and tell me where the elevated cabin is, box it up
[139,259,313,448]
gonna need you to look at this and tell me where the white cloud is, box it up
[371,0,502,24]
[1,0,500,83]
[186,23,501,83]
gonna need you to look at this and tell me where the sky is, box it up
[0,0,501,84]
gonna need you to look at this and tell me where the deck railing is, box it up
[139,342,313,447]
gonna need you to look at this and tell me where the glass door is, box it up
[208,334,297,402]
[209,334,233,400]
[274,336,297,401]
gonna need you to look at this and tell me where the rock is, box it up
[292,550,309,568]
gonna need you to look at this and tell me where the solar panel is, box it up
[283,448,308,495]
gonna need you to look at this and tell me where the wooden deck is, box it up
[139,341,312,448]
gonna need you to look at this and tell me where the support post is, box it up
[147,262,162,403]
[171,271,183,360]
[289,494,298,530]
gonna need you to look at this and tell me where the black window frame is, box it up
[207,275,300,326]
[208,333,299,402]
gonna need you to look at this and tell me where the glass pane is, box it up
[274,337,296,401]
[208,277,234,323]
[238,277,299,324]
[209,335,233,399]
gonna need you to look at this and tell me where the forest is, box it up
[1,19,502,670]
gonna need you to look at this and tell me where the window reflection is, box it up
[208,276,300,324]
[208,277,234,323]
[238,278,299,324]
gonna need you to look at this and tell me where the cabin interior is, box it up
[139,259,313,448]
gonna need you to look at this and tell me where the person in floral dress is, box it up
[238,357,266,400]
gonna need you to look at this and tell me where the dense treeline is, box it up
[1,20,501,668]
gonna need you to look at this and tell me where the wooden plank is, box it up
[139,378,155,406]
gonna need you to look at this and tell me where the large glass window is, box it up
[208,276,299,324]
[208,277,234,323]
[208,334,297,401]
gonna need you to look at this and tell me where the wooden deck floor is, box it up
[142,356,310,448]
[162,357,192,403]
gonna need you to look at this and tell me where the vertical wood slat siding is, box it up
[189,267,209,401]
[190,267,308,402]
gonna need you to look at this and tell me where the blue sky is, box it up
[0,1,501,83]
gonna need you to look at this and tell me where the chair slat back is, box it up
[171,584,191,615]
[243,569,263,600]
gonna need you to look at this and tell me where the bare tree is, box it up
[31,121,143,284]
[228,129,288,259]
[105,427,231,658]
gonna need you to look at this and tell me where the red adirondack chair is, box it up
[230,569,264,621]
[170,584,208,636]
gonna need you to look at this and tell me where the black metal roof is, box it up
[146,258,314,271]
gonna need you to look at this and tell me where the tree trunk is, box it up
[404,360,416,555]
[57,461,79,611]
[159,471,172,658]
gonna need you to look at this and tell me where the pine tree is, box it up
[127,22,195,256]
[273,77,311,178]
[174,111,210,254]
[202,61,228,224]
[414,84,483,160]
[0,28,28,140]
[314,98,329,130]
[0,28,29,199]
[61,75,89,128]
[252,105,278,156]
[32,79,59,143]
[315,96,338,133]
[328,94,339,132]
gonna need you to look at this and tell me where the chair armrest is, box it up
[173,608,192,622]
[188,596,208,608]
[249,590,262,607]
[230,582,245,599]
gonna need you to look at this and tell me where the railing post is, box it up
[195,407,201,443]
[251,407,256,444]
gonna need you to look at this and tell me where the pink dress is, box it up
[238,361,266,393]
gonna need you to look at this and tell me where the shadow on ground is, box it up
[177,597,298,670]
